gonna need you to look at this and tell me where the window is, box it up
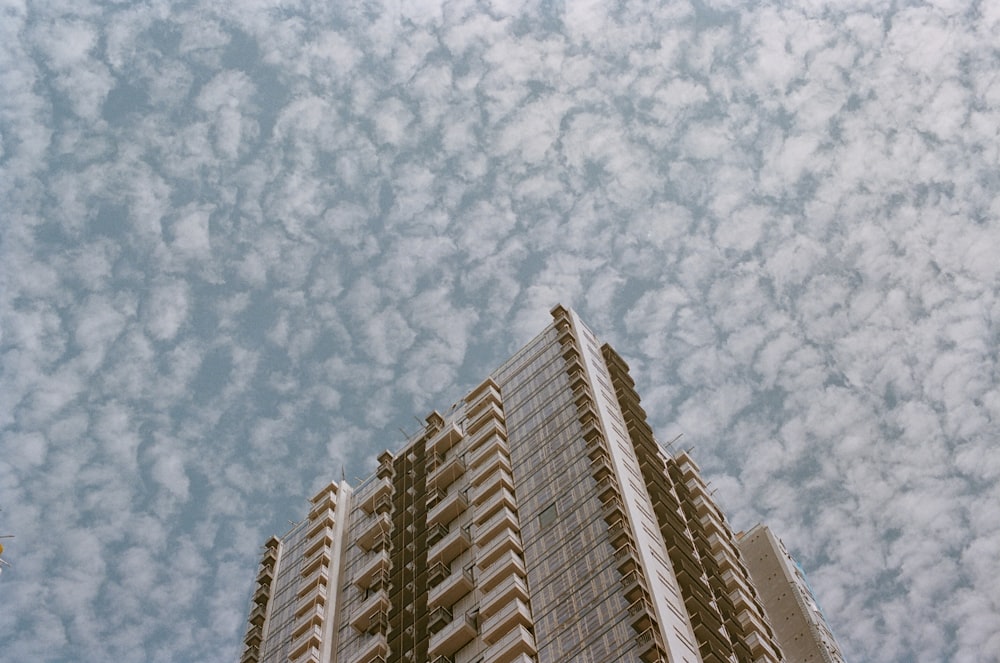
[539,502,558,528]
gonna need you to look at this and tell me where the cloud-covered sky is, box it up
[2,0,998,660]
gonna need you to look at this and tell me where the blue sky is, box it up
[2,0,999,661]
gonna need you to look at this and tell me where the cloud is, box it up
[2,1,998,662]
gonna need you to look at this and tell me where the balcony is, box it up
[476,528,523,569]
[590,454,613,481]
[292,601,325,633]
[475,506,519,546]
[356,512,392,552]
[428,566,475,609]
[482,624,536,663]
[309,487,338,519]
[470,468,515,506]
[480,574,530,619]
[244,624,263,647]
[354,549,391,589]
[468,434,507,472]
[427,525,471,566]
[248,603,266,627]
[635,627,667,663]
[607,517,632,549]
[621,569,650,604]
[302,545,331,577]
[614,543,640,575]
[428,452,466,490]
[595,475,618,503]
[473,487,517,527]
[294,592,326,620]
[428,606,453,634]
[428,421,464,455]
[466,380,502,415]
[257,564,275,585]
[467,417,507,453]
[304,527,334,558]
[252,583,270,605]
[350,591,390,632]
[289,623,322,660]
[428,610,477,658]
[297,564,329,597]
[359,477,393,515]
[627,597,655,632]
[481,597,532,645]
[478,549,526,593]
[466,401,504,438]
[349,633,388,663]
[601,496,626,526]
[427,488,468,527]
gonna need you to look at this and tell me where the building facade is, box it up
[736,526,846,663]
[242,306,839,663]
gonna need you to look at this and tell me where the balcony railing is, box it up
[348,633,388,663]
[289,623,323,660]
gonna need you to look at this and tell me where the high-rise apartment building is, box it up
[736,526,846,663]
[242,306,839,663]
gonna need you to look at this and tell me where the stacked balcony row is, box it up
[551,311,667,663]
[242,536,280,663]
[347,459,395,663]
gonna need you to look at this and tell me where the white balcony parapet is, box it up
[478,549,526,594]
[427,525,471,566]
[473,487,517,526]
[480,574,530,619]
[470,468,515,506]
[349,633,388,663]
[354,549,391,589]
[350,591,390,632]
[428,610,477,657]
[481,597,533,645]
[356,512,392,552]
[428,421,464,455]
[427,488,468,527]
[475,506,519,545]
[428,452,466,490]
[428,567,475,609]
[481,624,536,663]
[359,476,393,515]
[476,529,523,569]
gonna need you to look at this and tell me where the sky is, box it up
[1,0,998,661]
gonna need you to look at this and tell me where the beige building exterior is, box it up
[241,306,841,663]
[737,526,846,663]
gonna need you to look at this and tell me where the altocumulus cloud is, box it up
[2,0,999,661]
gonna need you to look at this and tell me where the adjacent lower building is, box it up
[241,305,841,663]
[736,526,846,663]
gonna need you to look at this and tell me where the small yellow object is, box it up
[0,542,4,555]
